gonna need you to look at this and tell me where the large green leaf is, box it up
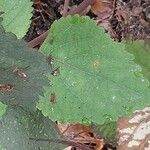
[125,40,150,82]
[0,0,33,38]
[0,29,50,111]
[0,106,65,150]
[38,15,150,124]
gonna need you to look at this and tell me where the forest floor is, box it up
[24,0,150,150]
[24,0,150,43]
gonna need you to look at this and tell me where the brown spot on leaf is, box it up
[0,84,14,92]
[13,67,28,80]
[50,93,56,104]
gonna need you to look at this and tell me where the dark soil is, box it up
[24,0,85,42]
[112,0,150,40]
[24,0,63,42]
[24,0,150,43]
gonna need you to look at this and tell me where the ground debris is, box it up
[117,107,150,150]
[58,123,104,150]
[112,0,150,40]
[24,0,63,42]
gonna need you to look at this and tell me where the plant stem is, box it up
[29,138,93,150]
[27,31,48,48]
[66,0,93,16]
[63,0,70,17]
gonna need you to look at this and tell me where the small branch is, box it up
[27,31,48,48]
[66,0,94,16]
[63,0,70,17]
[29,138,92,150]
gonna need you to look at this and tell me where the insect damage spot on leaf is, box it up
[47,55,54,66]
[93,59,101,70]
[50,93,56,104]
[0,84,14,92]
[13,67,28,80]
[49,37,54,44]
[51,68,60,76]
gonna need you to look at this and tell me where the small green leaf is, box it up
[38,15,150,124]
[0,0,33,38]
[0,106,65,150]
[0,101,7,117]
[125,40,150,82]
[0,145,4,150]
[0,29,50,111]
[91,121,117,145]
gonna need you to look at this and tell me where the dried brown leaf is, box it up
[91,0,113,15]
[58,123,104,150]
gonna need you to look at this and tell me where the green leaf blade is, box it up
[0,0,33,38]
[0,31,50,111]
[0,102,7,117]
[125,40,150,82]
[38,15,150,124]
[0,107,65,150]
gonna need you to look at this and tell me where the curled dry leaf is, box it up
[58,123,104,150]
[92,0,117,43]
[117,107,150,150]
[91,0,113,15]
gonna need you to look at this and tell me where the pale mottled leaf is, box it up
[117,107,150,150]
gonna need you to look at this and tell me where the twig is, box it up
[29,138,92,150]
[27,31,48,48]
[27,0,93,48]
[65,0,94,16]
[63,0,70,17]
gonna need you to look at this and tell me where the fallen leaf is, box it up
[117,107,150,150]
[91,0,113,15]
[58,123,104,150]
